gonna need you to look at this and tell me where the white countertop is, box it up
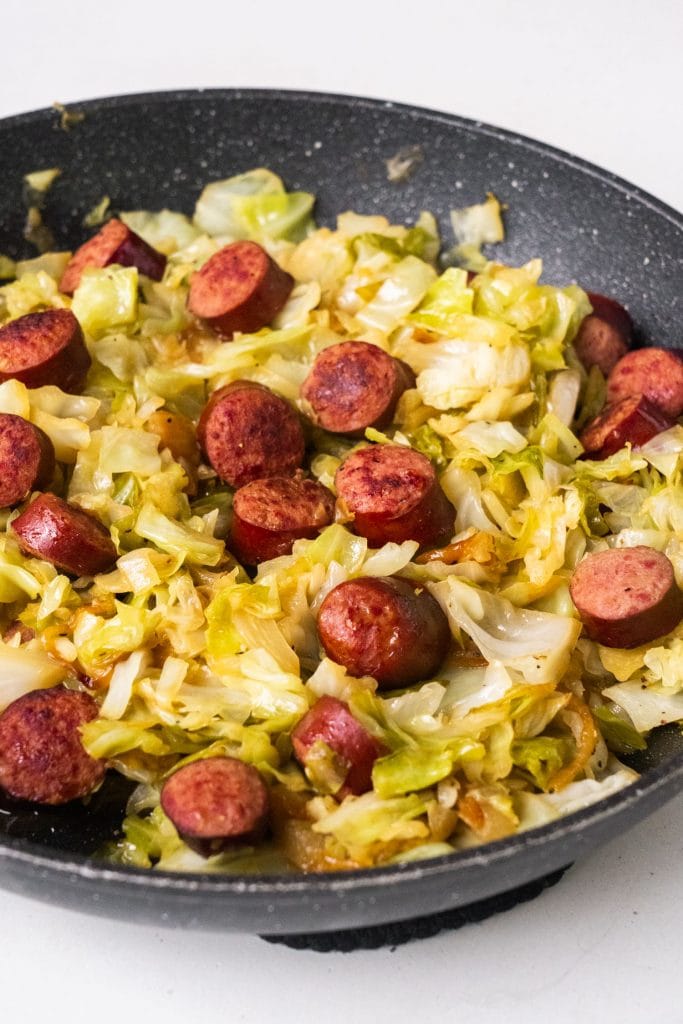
[1,1,682,1021]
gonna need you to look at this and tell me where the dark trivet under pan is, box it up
[261,864,571,952]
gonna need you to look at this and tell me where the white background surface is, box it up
[1,1,682,1021]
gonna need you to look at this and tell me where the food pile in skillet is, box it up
[0,168,680,873]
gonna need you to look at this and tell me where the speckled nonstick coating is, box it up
[0,90,681,937]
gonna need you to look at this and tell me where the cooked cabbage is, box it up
[0,165,665,876]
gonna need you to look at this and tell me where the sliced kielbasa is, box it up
[187,240,294,339]
[12,493,117,577]
[0,688,105,805]
[586,293,634,340]
[59,218,166,295]
[230,475,335,565]
[580,394,675,459]
[197,380,305,488]
[570,546,683,648]
[317,576,451,689]
[160,756,270,857]
[0,309,91,392]
[335,444,453,548]
[574,311,629,377]
[0,414,55,507]
[300,341,416,435]
[607,348,683,418]
[291,695,386,797]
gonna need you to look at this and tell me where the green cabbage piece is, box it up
[356,255,436,333]
[311,791,429,847]
[134,503,224,566]
[409,267,474,331]
[372,739,484,798]
[511,736,568,789]
[72,266,139,336]
[120,209,200,251]
[193,168,315,242]
[592,706,647,754]
[0,642,68,712]
[430,576,581,685]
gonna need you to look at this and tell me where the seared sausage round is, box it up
[335,444,453,548]
[580,394,675,459]
[0,688,105,805]
[574,307,630,377]
[197,380,305,488]
[12,493,117,577]
[291,695,386,797]
[0,309,91,393]
[0,414,55,507]
[586,293,634,339]
[607,348,683,418]
[317,576,451,689]
[160,756,270,857]
[570,546,683,648]
[59,218,166,295]
[230,475,335,565]
[187,241,294,339]
[300,341,416,435]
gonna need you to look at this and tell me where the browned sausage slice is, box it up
[607,348,683,418]
[335,444,453,548]
[574,318,628,377]
[197,381,305,488]
[0,688,105,804]
[291,695,386,797]
[317,576,451,689]
[0,414,55,506]
[580,394,675,459]
[59,218,167,295]
[187,241,294,339]
[587,293,634,339]
[160,756,270,857]
[12,493,117,577]
[0,309,91,392]
[570,546,683,648]
[230,475,335,565]
[300,341,416,435]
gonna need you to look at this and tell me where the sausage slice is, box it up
[570,546,683,648]
[59,218,166,295]
[187,241,293,339]
[0,309,91,393]
[587,293,634,339]
[160,756,270,857]
[0,688,105,805]
[230,475,335,565]
[317,576,451,689]
[574,294,633,377]
[607,347,683,418]
[335,444,453,547]
[300,341,416,435]
[0,414,55,507]
[291,695,386,797]
[580,394,675,459]
[197,381,305,488]
[12,493,117,577]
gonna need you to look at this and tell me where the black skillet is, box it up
[0,90,681,941]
